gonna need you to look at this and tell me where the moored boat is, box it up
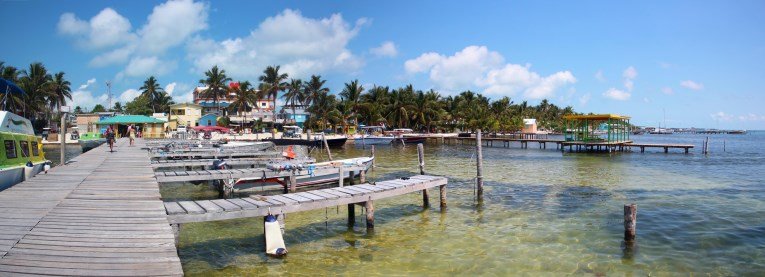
[232,156,373,190]
[0,111,50,191]
[354,126,394,145]
[78,132,106,152]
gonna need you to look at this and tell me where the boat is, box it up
[387,128,427,145]
[78,132,106,152]
[262,127,348,147]
[354,126,394,145]
[0,111,50,191]
[649,128,674,135]
[233,156,374,190]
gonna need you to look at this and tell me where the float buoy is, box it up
[264,214,287,256]
[23,161,35,181]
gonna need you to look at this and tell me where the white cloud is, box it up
[579,93,591,106]
[370,41,398,57]
[680,80,704,90]
[123,56,176,77]
[661,87,674,95]
[187,9,367,79]
[603,88,630,101]
[738,113,765,121]
[405,45,575,99]
[710,111,733,122]
[623,66,637,91]
[165,82,176,95]
[78,78,96,90]
[594,70,606,82]
[119,89,141,103]
[89,45,135,67]
[138,0,208,54]
[57,8,136,49]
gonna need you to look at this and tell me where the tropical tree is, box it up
[282,79,303,124]
[155,92,175,113]
[306,90,337,131]
[91,104,107,113]
[49,72,72,112]
[386,85,415,128]
[258,65,288,127]
[124,96,151,115]
[303,75,329,107]
[199,65,232,115]
[19,63,53,120]
[139,76,164,113]
[339,79,364,128]
[74,106,83,114]
[228,81,257,128]
[112,102,123,113]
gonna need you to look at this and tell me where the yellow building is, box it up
[168,103,202,130]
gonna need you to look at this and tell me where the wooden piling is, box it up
[338,166,344,187]
[60,112,66,164]
[322,133,333,161]
[624,204,637,242]
[289,172,297,193]
[365,200,375,229]
[359,169,366,183]
[417,143,429,208]
[371,145,376,168]
[476,129,484,201]
[347,204,355,227]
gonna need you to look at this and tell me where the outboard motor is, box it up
[212,159,228,170]
[43,161,51,174]
[264,214,287,256]
[23,161,35,181]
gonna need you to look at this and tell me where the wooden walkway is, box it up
[0,139,182,276]
[150,157,315,169]
[164,175,447,224]
[154,164,369,183]
[150,150,280,159]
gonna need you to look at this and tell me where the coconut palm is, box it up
[258,65,288,127]
[282,79,303,124]
[139,76,164,113]
[19,63,53,119]
[199,65,232,115]
[49,72,72,112]
[306,90,338,131]
[155,92,175,113]
[339,79,364,129]
[0,62,24,113]
[302,75,328,108]
[228,81,257,128]
[386,85,415,128]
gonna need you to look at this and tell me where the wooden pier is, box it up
[444,136,694,153]
[0,139,182,276]
[150,157,315,169]
[164,175,447,224]
[154,164,368,183]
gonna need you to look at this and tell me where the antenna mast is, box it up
[106,81,112,110]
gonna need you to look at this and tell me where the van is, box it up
[177,125,187,133]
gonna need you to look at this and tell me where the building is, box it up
[199,114,218,126]
[522,119,537,133]
[168,103,202,130]
[279,104,310,128]
[562,114,631,143]
[75,112,117,134]
[193,86,234,116]
[96,115,167,138]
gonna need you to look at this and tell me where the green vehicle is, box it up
[0,111,50,191]
[78,132,107,153]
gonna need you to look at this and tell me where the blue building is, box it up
[199,114,218,126]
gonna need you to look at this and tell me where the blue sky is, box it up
[2,0,764,129]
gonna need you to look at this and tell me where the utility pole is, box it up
[106,81,112,111]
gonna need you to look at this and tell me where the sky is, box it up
[1,0,764,129]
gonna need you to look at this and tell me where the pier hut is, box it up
[562,114,632,152]
[97,115,167,138]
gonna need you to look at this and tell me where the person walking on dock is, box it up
[106,126,116,152]
[128,124,136,146]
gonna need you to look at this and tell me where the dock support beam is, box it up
[322,133,333,161]
[338,166,344,187]
[347,204,355,227]
[289,172,297,193]
[624,204,637,242]
[417,143,429,208]
[476,129,484,202]
[365,200,374,229]
[371,145,376,168]
[359,170,366,183]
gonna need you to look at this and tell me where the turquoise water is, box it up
[160,132,765,275]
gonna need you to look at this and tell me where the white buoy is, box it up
[264,214,287,256]
[43,163,51,174]
[23,161,35,181]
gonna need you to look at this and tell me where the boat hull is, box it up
[262,137,347,148]
[79,138,106,152]
[353,137,394,145]
[0,162,46,191]
[393,136,427,145]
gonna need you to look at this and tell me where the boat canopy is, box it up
[1,78,25,95]
[0,111,34,135]
[96,115,166,125]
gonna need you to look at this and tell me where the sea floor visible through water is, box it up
[92,133,765,275]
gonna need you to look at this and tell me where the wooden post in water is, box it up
[417,143,429,208]
[359,169,366,183]
[476,129,484,201]
[60,112,66,165]
[624,204,637,242]
[365,199,374,229]
[289,171,297,193]
[371,145,376,168]
[322,133,333,161]
[338,166,344,187]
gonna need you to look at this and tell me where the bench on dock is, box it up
[163,175,447,225]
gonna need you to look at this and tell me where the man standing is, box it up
[105,126,116,152]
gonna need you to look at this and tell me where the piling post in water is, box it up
[371,145,376,168]
[289,171,297,193]
[476,129,484,201]
[359,169,366,183]
[60,112,67,165]
[365,199,375,230]
[417,143,429,208]
[347,203,355,227]
[322,133,333,161]
[338,166,344,187]
[624,204,637,242]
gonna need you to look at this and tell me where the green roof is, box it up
[97,115,166,125]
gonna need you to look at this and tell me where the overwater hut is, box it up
[97,115,167,138]
[563,114,631,143]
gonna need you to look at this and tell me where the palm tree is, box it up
[282,79,303,125]
[139,76,164,113]
[19,63,53,120]
[303,75,329,108]
[228,81,257,129]
[199,65,232,115]
[339,79,364,129]
[258,65,288,127]
[1,62,24,113]
[306,90,338,131]
[155,92,175,113]
[386,85,415,128]
[336,99,355,134]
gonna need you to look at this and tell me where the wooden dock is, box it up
[154,164,369,183]
[150,150,280,159]
[0,139,182,276]
[150,157,315,169]
[444,136,694,153]
[164,175,447,224]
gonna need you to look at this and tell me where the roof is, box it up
[169,103,202,109]
[563,114,631,120]
[97,115,167,125]
[0,111,34,135]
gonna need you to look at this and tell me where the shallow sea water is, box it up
[160,132,765,275]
